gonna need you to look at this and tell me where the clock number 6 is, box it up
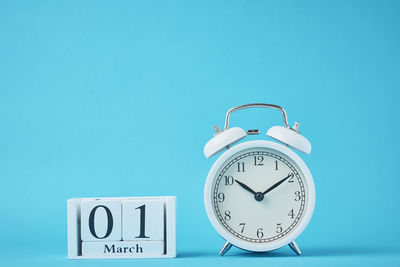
[256,228,264,238]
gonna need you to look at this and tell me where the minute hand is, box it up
[262,173,293,196]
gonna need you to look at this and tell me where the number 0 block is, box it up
[80,199,122,242]
[67,196,176,259]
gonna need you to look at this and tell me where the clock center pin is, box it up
[254,192,264,201]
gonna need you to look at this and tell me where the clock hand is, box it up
[235,179,257,195]
[262,173,293,196]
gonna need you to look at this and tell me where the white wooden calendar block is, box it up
[122,199,164,241]
[82,241,164,257]
[80,199,122,242]
[67,196,176,259]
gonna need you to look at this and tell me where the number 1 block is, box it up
[122,199,164,241]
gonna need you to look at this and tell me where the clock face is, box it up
[211,147,308,244]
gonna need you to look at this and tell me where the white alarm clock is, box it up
[203,103,315,256]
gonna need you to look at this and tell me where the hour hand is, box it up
[235,179,257,195]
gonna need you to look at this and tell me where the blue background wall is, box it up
[1,0,399,266]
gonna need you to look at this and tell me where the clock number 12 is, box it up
[254,156,264,166]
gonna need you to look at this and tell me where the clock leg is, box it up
[219,241,232,256]
[288,240,302,256]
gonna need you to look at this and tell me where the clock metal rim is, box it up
[204,140,316,252]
